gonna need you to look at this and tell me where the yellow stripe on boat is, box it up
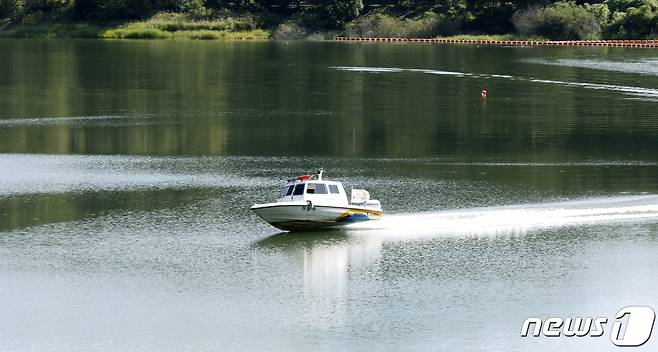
[336,208,383,221]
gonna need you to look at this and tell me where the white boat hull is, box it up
[250,202,382,231]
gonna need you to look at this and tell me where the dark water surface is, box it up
[1,39,658,351]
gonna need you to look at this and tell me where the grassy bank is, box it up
[100,27,269,40]
[100,13,269,40]
[0,14,269,40]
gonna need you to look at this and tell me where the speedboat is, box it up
[250,169,383,231]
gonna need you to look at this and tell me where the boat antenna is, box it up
[317,167,324,181]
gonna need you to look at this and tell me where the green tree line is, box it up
[1,0,657,39]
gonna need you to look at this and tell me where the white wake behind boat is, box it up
[250,169,383,231]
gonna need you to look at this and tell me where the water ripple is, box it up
[0,153,273,197]
[332,66,658,99]
[0,115,150,127]
[525,58,658,76]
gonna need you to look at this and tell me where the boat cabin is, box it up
[277,179,349,205]
[275,169,379,210]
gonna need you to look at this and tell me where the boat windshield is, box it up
[293,184,305,196]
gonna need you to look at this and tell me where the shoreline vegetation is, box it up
[1,1,657,41]
[0,12,271,40]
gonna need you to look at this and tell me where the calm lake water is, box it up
[1,39,658,351]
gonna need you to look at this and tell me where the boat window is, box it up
[315,183,327,194]
[329,184,339,194]
[285,185,294,196]
[306,183,328,195]
[293,184,305,196]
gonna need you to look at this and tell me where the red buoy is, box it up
[481,89,488,98]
